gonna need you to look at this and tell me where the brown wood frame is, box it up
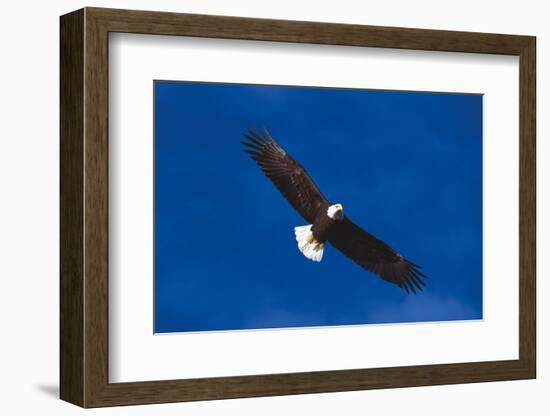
[60,7,536,408]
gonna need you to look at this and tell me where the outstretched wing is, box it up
[329,218,427,293]
[242,128,329,223]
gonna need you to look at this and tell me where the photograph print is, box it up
[154,80,482,334]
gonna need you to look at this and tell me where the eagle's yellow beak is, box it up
[335,204,343,211]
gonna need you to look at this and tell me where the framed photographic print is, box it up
[60,7,536,408]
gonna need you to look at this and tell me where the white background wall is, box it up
[0,0,545,414]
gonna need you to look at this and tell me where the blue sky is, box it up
[154,81,483,333]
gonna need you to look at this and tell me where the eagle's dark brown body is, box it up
[242,128,427,294]
[311,204,338,242]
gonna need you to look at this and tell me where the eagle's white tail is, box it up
[294,225,324,262]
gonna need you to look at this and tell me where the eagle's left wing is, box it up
[242,129,329,224]
[328,218,427,293]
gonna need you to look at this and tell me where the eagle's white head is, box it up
[327,203,344,221]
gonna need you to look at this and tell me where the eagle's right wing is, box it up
[328,218,427,293]
[242,129,329,224]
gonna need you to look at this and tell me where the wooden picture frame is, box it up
[60,7,536,408]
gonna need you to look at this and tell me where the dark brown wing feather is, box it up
[328,218,427,293]
[242,128,329,223]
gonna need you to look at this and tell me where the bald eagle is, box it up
[242,128,427,294]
